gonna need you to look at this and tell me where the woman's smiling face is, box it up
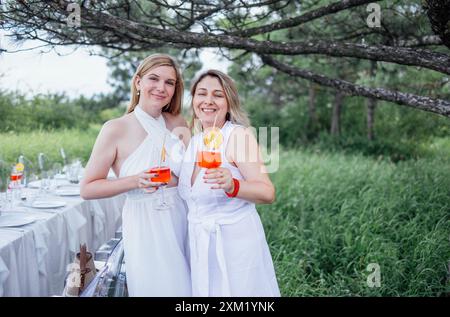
[192,75,229,128]
[136,65,177,110]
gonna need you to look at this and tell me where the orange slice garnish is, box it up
[203,128,223,150]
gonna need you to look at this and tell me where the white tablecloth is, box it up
[0,190,125,296]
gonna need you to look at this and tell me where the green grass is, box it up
[260,141,450,296]
[1,128,449,296]
[0,126,100,167]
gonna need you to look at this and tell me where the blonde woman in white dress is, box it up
[81,54,191,296]
[178,70,280,297]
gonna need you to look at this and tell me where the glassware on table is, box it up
[0,192,6,216]
[0,161,10,213]
[18,155,35,187]
[0,176,10,215]
[38,153,47,172]
[39,171,49,196]
[53,162,63,176]
[9,164,23,206]
[67,163,81,184]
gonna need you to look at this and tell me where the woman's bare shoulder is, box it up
[100,113,133,138]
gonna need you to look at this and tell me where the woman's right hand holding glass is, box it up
[136,170,165,193]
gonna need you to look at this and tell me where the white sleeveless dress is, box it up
[178,121,280,297]
[119,106,191,297]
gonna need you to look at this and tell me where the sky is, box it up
[0,31,230,98]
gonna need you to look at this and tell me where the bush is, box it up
[311,133,422,162]
[243,93,450,161]
[0,90,122,132]
[99,107,126,122]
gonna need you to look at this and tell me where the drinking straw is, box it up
[210,113,218,148]
[158,132,167,169]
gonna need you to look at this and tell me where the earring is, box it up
[137,90,140,96]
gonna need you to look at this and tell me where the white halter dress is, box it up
[119,106,191,297]
[178,121,280,297]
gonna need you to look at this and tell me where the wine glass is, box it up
[197,128,222,169]
[150,135,172,210]
[10,165,23,206]
[0,175,9,215]
[149,164,171,210]
[40,170,51,197]
[53,162,63,176]
[0,161,10,213]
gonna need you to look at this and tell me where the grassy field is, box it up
[261,140,450,296]
[1,129,449,296]
[0,126,100,166]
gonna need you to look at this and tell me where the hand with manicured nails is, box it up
[203,167,235,194]
[136,170,166,193]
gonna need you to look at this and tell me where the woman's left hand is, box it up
[203,167,234,193]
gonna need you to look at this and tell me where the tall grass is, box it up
[0,126,100,166]
[261,141,450,296]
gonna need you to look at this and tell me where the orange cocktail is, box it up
[149,166,171,183]
[197,151,221,169]
[10,173,22,181]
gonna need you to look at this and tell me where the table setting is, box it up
[0,157,125,296]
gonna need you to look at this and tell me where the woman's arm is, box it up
[80,120,138,200]
[204,127,275,204]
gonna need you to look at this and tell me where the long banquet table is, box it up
[0,186,125,297]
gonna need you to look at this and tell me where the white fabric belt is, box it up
[188,206,255,296]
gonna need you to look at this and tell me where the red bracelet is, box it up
[225,178,240,198]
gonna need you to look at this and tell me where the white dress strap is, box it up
[134,106,167,134]
[133,106,185,177]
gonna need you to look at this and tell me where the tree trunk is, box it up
[367,98,376,141]
[331,91,344,136]
[367,61,377,141]
[307,83,318,135]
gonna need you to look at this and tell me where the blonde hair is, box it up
[127,54,184,115]
[190,69,250,131]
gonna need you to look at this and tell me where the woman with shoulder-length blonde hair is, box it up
[189,69,250,132]
[178,69,280,297]
[81,53,191,296]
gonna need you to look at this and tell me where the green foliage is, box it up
[241,89,450,161]
[260,141,450,296]
[0,90,123,132]
[0,127,100,167]
[99,107,126,122]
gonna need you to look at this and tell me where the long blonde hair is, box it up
[190,69,250,131]
[127,54,184,115]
